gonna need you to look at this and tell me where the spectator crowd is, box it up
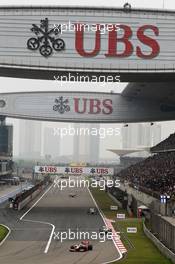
[151,132,175,152]
[118,151,175,199]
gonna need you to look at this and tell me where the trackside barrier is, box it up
[18,187,43,210]
[0,183,29,204]
[12,179,50,210]
[108,191,123,208]
[143,222,175,263]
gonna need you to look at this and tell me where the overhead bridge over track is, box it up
[0,6,174,81]
[0,6,175,123]
[1,86,175,123]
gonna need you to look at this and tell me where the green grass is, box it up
[90,187,172,264]
[0,225,8,243]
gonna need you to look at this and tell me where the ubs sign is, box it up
[76,23,159,59]
[0,7,174,79]
[1,91,175,123]
[35,166,114,175]
[27,17,160,59]
[53,96,113,115]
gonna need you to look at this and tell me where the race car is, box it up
[87,207,97,215]
[69,193,77,198]
[69,241,93,252]
[99,226,112,235]
[60,175,69,179]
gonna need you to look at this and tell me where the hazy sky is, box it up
[1,0,175,159]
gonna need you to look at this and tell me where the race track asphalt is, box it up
[0,177,120,264]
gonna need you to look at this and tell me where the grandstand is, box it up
[151,133,175,153]
[110,134,175,256]
[117,133,175,200]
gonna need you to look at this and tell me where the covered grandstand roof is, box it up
[107,148,150,157]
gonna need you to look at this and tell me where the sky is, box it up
[1,0,175,159]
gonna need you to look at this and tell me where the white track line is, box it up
[20,184,53,221]
[86,186,123,263]
[20,184,55,254]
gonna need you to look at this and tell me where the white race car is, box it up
[87,207,97,215]
[99,226,112,235]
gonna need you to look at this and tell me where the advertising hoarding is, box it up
[34,165,114,175]
[0,7,174,80]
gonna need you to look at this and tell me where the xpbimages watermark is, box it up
[53,73,121,86]
[53,126,121,139]
[53,177,120,191]
[53,228,113,243]
[53,21,121,34]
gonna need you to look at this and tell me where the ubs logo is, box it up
[27,18,65,57]
[53,97,70,114]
